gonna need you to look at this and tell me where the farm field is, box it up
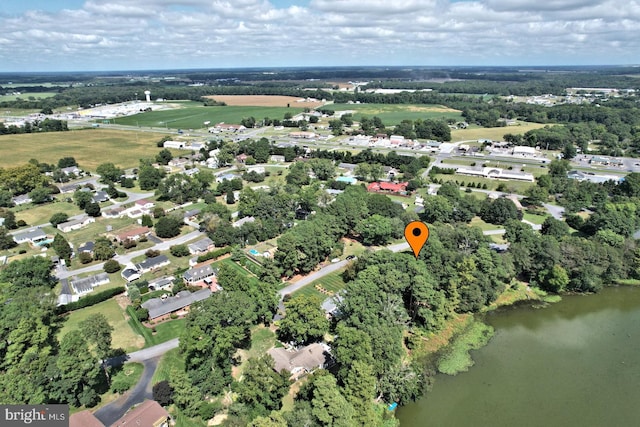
[58,298,144,352]
[117,104,306,129]
[450,122,546,142]
[0,129,166,170]
[294,270,347,300]
[325,103,463,125]
[0,92,57,102]
[204,95,325,108]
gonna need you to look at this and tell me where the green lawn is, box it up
[433,173,535,194]
[127,307,186,348]
[117,105,306,129]
[468,216,505,232]
[0,92,57,102]
[326,103,463,125]
[0,129,168,171]
[523,212,549,225]
[294,270,347,299]
[235,325,277,378]
[152,348,185,383]
[450,122,547,142]
[12,199,83,227]
[59,298,145,352]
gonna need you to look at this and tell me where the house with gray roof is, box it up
[12,194,32,206]
[57,215,95,233]
[141,288,212,320]
[135,255,170,274]
[13,228,48,245]
[183,264,217,285]
[148,276,175,291]
[121,268,141,283]
[232,216,255,228]
[92,190,109,203]
[188,237,214,255]
[70,273,110,295]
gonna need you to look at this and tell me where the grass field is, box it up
[450,122,546,142]
[326,103,462,125]
[126,306,186,348]
[0,129,167,171]
[13,198,83,226]
[0,92,57,102]
[433,173,535,193]
[204,95,325,108]
[469,216,505,232]
[152,348,185,383]
[58,298,145,352]
[294,270,347,299]
[523,212,549,225]
[117,105,306,129]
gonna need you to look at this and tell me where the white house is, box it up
[57,215,96,233]
[13,228,48,245]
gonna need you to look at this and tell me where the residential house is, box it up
[141,288,212,321]
[247,165,265,174]
[366,181,409,196]
[188,237,214,255]
[114,226,151,243]
[92,190,109,203]
[216,173,240,183]
[57,215,96,233]
[289,131,317,139]
[13,228,48,245]
[135,255,170,274]
[268,343,333,379]
[270,155,286,163]
[78,241,94,255]
[148,276,175,291]
[102,206,125,219]
[69,410,104,427]
[183,209,201,224]
[232,216,255,228]
[61,166,82,176]
[182,167,200,177]
[70,273,110,295]
[236,153,249,163]
[121,267,141,283]
[338,162,357,173]
[456,167,534,182]
[135,199,155,211]
[111,400,171,427]
[125,199,154,219]
[163,140,186,149]
[183,264,218,285]
[12,194,32,206]
[168,157,191,168]
[58,183,83,194]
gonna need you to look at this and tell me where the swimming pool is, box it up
[34,238,54,246]
[248,249,260,256]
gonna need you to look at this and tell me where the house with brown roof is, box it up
[366,181,409,196]
[69,410,104,427]
[114,226,151,243]
[111,400,171,427]
[268,342,333,379]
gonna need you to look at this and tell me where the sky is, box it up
[1,0,639,72]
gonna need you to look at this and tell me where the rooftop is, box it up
[141,288,212,319]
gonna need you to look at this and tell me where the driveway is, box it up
[94,356,160,426]
[543,203,565,220]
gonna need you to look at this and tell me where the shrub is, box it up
[196,246,232,263]
[16,220,27,227]
[170,244,190,257]
[135,307,149,322]
[18,249,27,254]
[198,401,222,420]
[104,259,122,273]
[50,212,69,227]
[79,252,93,264]
[152,381,173,406]
[170,313,178,320]
[122,239,137,249]
[145,249,161,258]
[56,286,125,313]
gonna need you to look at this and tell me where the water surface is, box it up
[397,287,640,427]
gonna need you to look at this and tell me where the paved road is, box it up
[543,203,565,220]
[94,357,160,426]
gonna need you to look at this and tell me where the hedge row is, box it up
[56,286,126,314]
[196,246,232,263]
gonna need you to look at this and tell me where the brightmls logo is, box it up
[1,405,68,426]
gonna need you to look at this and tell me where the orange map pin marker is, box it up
[404,221,429,259]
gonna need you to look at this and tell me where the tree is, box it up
[309,158,336,181]
[355,214,394,245]
[93,237,115,260]
[278,294,329,345]
[248,412,287,427]
[96,162,123,183]
[79,313,113,360]
[548,159,570,177]
[168,368,201,417]
[49,212,69,227]
[0,208,17,229]
[0,189,14,207]
[343,361,376,426]
[52,234,72,263]
[0,257,54,289]
[170,244,190,257]
[155,216,182,238]
[104,259,121,274]
[58,157,78,168]
[153,380,174,406]
[138,162,164,190]
[541,217,569,238]
[236,355,290,414]
[538,265,569,293]
[155,149,173,165]
[85,201,101,217]
[480,198,520,225]
[141,214,153,227]
[0,227,16,250]
[28,186,51,204]
[311,374,355,427]
[73,190,93,210]
[562,143,577,160]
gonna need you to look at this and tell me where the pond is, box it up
[397,286,640,427]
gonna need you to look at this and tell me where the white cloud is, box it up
[0,0,638,71]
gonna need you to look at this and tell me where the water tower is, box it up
[144,90,151,102]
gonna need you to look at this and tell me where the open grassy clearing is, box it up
[294,270,347,299]
[432,173,535,193]
[58,298,144,352]
[12,198,83,226]
[469,216,505,232]
[0,92,58,102]
[126,305,186,348]
[204,95,325,108]
[325,103,462,125]
[523,212,549,225]
[450,122,546,142]
[235,325,277,378]
[0,129,166,171]
[117,105,306,129]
